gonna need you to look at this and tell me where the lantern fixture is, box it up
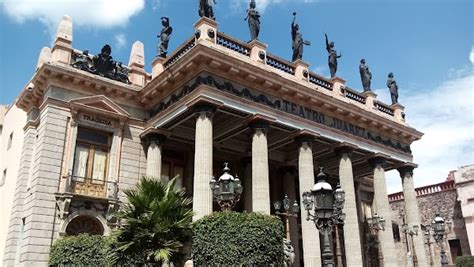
[430,213,451,267]
[209,162,243,211]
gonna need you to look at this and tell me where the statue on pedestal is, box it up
[359,58,372,91]
[244,0,260,41]
[386,72,399,104]
[93,44,114,78]
[157,17,173,58]
[199,0,217,20]
[325,33,341,78]
[291,12,311,62]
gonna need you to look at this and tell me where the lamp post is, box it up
[431,213,452,267]
[401,222,419,266]
[209,163,243,211]
[273,194,299,240]
[367,213,386,265]
[302,168,346,267]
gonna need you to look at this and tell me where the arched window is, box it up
[65,215,104,236]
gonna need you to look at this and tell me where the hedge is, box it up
[49,234,114,266]
[192,211,285,266]
[456,256,474,267]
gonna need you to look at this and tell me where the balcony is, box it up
[64,175,119,199]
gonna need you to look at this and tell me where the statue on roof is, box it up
[199,0,217,20]
[291,12,311,62]
[325,33,341,78]
[93,44,115,78]
[387,72,399,104]
[359,58,372,92]
[244,0,261,41]
[157,17,173,58]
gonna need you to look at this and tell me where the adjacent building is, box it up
[2,15,435,266]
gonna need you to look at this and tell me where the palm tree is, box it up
[114,177,193,265]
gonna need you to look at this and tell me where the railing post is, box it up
[330,76,346,98]
[362,91,378,111]
[152,57,165,79]
[293,59,310,82]
[391,103,406,122]
[249,39,267,64]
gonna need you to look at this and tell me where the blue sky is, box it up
[0,0,473,192]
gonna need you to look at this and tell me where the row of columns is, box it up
[141,103,427,267]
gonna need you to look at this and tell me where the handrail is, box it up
[216,32,250,57]
[163,36,197,69]
[388,180,455,202]
[66,175,118,199]
[265,53,295,75]
[374,101,394,116]
[342,86,366,104]
[308,72,333,91]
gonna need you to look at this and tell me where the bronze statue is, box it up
[291,12,310,62]
[157,17,173,58]
[199,0,216,20]
[244,0,260,41]
[325,33,341,78]
[93,44,114,78]
[386,72,399,104]
[359,58,372,92]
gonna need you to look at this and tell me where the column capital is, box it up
[294,133,315,146]
[368,154,390,169]
[249,118,271,134]
[334,143,357,158]
[397,163,417,179]
[140,128,170,145]
[193,102,217,118]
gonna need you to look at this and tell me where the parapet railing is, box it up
[388,180,456,202]
[163,36,197,69]
[374,101,395,116]
[216,32,250,57]
[308,72,333,91]
[65,175,119,199]
[266,53,295,75]
[341,86,366,104]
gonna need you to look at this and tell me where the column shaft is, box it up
[338,152,363,266]
[192,112,213,221]
[372,160,397,266]
[243,159,252,212]
[252,128,270,214]
[283,169,301,267]
[400,167,429,267]
[146,141,162,179]
[298,142,321,266]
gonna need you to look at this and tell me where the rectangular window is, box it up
[71,128,111,197]
[1,169,6,186]
[7,132,13,150]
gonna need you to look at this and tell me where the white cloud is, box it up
[385,68,474,193]
[470,46,474,64]
[114,33,127,50]
[1,0,144,32]
[231,0,317,13]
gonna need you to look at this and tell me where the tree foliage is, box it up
[49,234,113,266]
[113,177,193,265]
[456,256,474,267]
[192,211,285,266]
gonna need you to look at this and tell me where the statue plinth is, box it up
[194,17,218,44]
[152,56,166,79]
[330,76,346,97]
[293,59,310,81]
[249,39,267,63]
[390,103,406,122]
[194,17,218,30]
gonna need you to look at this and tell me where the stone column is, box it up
[297,135,321,266]
[192,104,215,221]
[250,120,270,214]
[242,157,252,212]
[282,167,301,267]
[369,156,397,267]
[145,134,166,180]
[335,146,363,267]
[398,165,429,267]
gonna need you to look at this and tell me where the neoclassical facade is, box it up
[3,15,427,266]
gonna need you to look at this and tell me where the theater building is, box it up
[3,15,427,266]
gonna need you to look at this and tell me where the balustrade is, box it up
[216,32,250,57]
[65,175,118,199]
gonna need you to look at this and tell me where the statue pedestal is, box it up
[390,102,406,122]
[330,76,346,98]
[194,17,218,44]
[293,59,310,81]
[249,39,267,64]
[362,91,378,110]
[152,57,165,79]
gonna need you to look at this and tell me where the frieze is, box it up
[150,74,411,154]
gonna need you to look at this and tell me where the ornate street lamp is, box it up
[366,213,386,264]
[402,222,420,266]
[431,213,452,267]
[209,163,243,211]
[302,168,345,267]
[273,194,299,240]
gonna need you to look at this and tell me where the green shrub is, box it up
[456,256,474,267]
[49,234,113,266]
[192,211,285,266]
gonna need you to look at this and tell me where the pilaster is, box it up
[250,119,270,214]
[296,135,321,266]
[368,156,397,267]
[335,144,363,267]
[398,164,429,267]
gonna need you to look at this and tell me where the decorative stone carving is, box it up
[283,238,296,266]
[71,44,131,84]
[56,194,72,220]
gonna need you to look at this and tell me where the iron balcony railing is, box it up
[65,175,118,199]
